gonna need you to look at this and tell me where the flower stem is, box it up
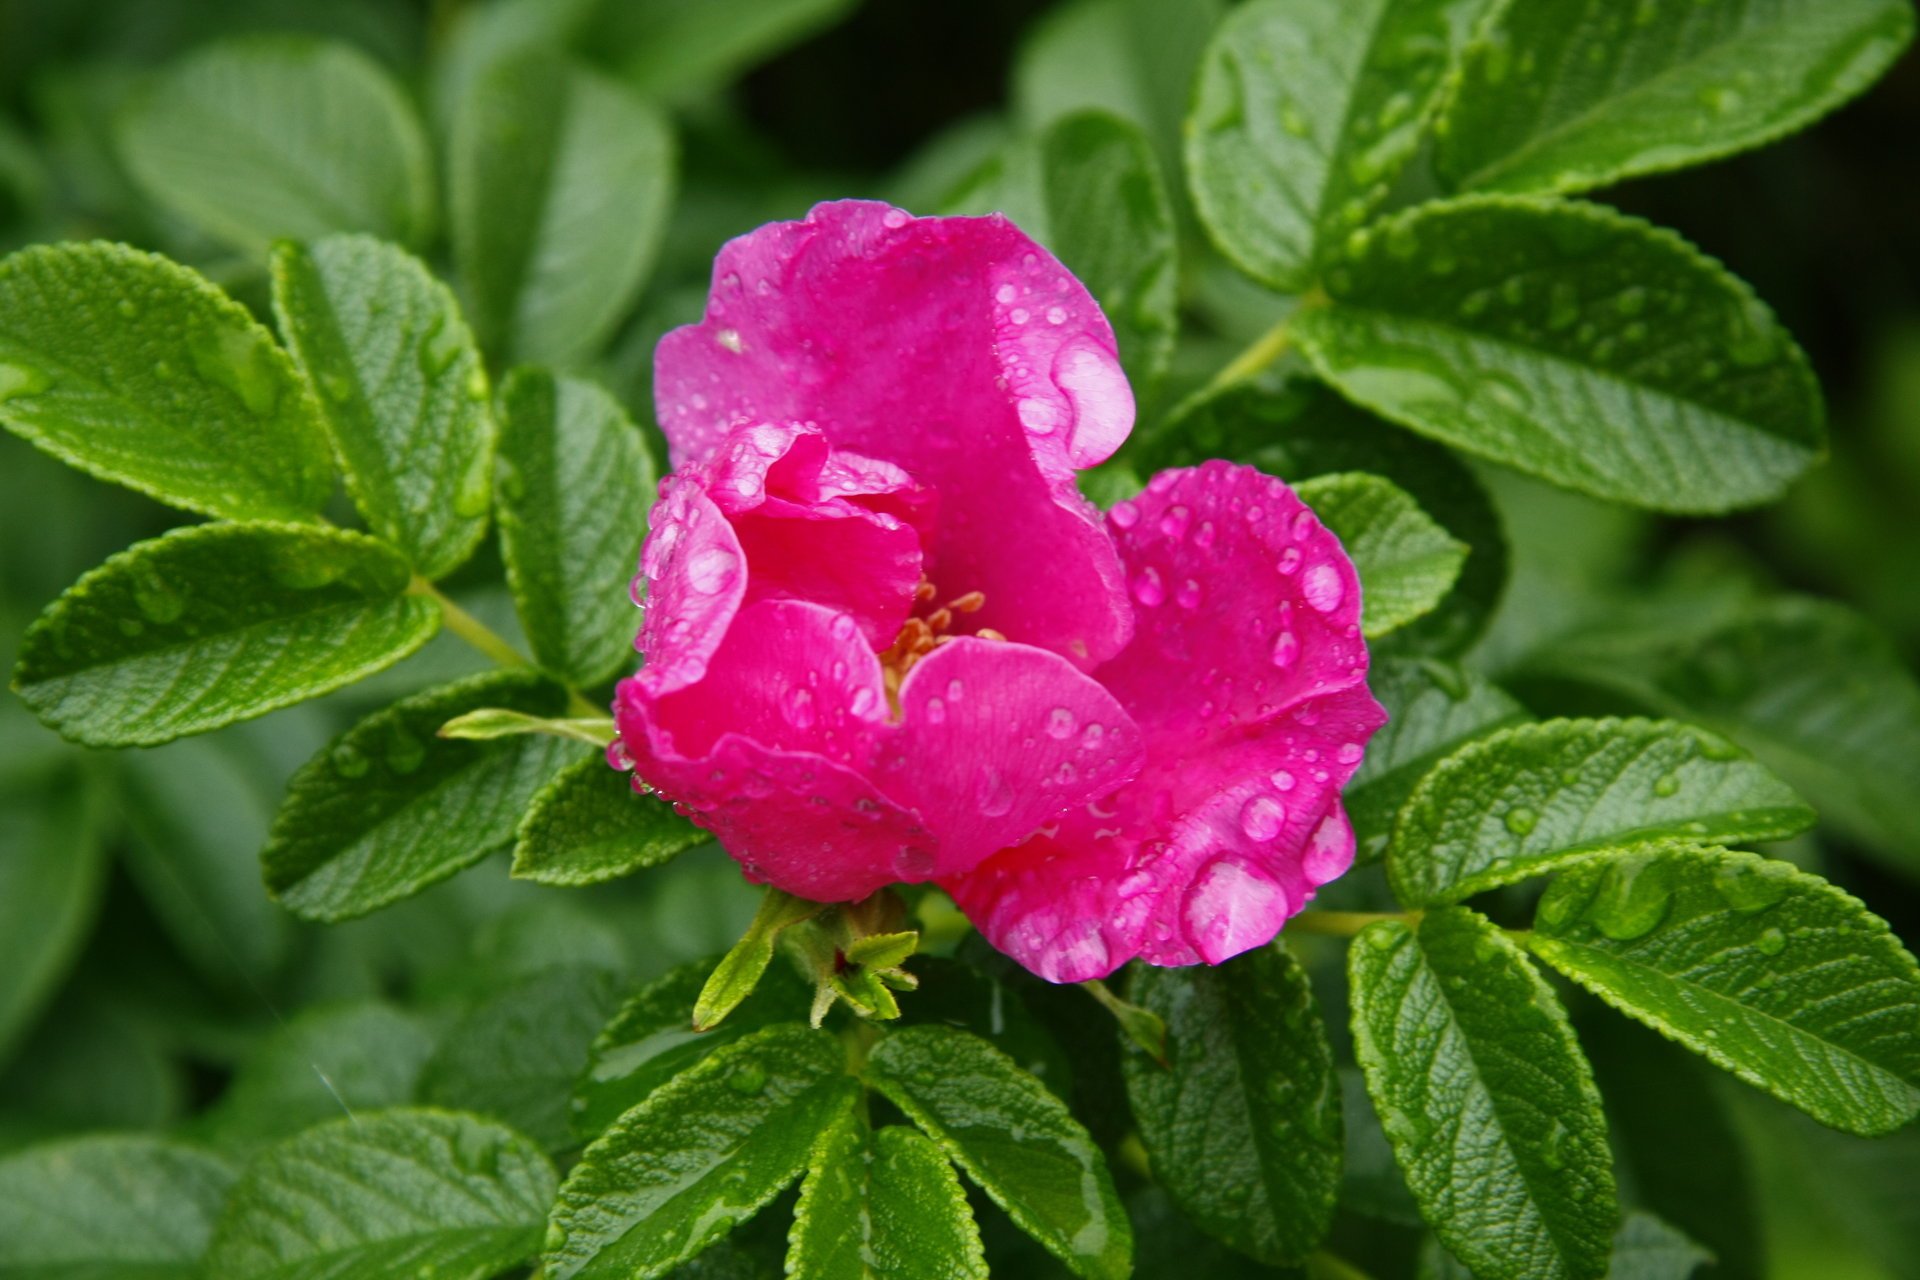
[413,577,530,669]
[1289,909,1421,937]
[1306,1250,1377,1280]
[1199,287,1330,401]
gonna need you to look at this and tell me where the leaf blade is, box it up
[1296,471,1468,638]
[513,753,707,887]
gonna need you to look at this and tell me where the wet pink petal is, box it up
[944,463,1385,981]
[654,200,1132,669]
[630,474,745,698]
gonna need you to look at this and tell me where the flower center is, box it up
[879,577,998,712]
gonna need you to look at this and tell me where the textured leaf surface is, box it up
[1296,471,1467,638]
[1605,1211,1716,1279]
[422,966,624,1152]
[203,1001,439,1150]
[1437,0,1915,196]
[546,1024,858,1280]
[1389,717,1814,906]
[585,0,859,99]
[513,753,707,886]
[1345,658,1530,861]
[15,522,439,747]
[1530,846,1920,1136]
[0,779,105,1059]
[571,959,809,1140]
[1516,596,1920,881]
[788,1114,988,1280]
[0,242,334,521]
[205,1108,556,1280]
[945,110,1177,391]
[1186,0,1484,289]
[263,670,589,921]
[0,1135,236,1279]
[1296,197,1824,512]
[1151,380,1508,655]
[118,35,434,251]
[452,53,673,365]
[866,1024,1130,1280]
[1123,944,1341,1265]
[497,368,655,685]
[1349,910,1617,1280]
[272,235,494,580]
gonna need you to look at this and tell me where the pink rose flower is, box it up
[613,200,1385,982]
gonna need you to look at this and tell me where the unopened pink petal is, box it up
[882,638,1144,880]
[654,200,1132,668]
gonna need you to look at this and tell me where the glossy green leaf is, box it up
[1436,0,1915,196]
[789,1112,989,1280]
[1424,1210,1712,1280]
[423,966,624,1152]
[117,734,292,983]
[1149,380,1509,655]
[1123,944,1341,1265]
[1296,196,1825,513]
[571,958,809,1140]
[545,1024,860,1280]
[1349,909,1617,1280]
[0,1135,236,1279]
[439,707,613,745]
[1389,717,1813,906]
[452,52,674,365]
[263,670,589,921]
[205,1108,556,1280]
[514,754,708,887]
[497,368,656,685]
[0,242,334,522]
[1297,471,1468,638]
[118,35,434,252]
[1514,595,1920,881]
[1345,658,1531,861]
[1530,846,1920,1136]
[0,779,105,1061]
[202,1000,439,1150]
[584,0,859,100]
[14,522,440,747]
[695,890,827,1031]
[944,110,1177,392]
[1186,0,1484,290]
[271,235,495,580]
[866,1024,1131,1280]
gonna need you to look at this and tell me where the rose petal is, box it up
[654,200,1132,668]
[632,474,746,697]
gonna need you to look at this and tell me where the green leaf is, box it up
[439,707,614,745]
[14,522,440,747]
[944,110,1177,392]
[452,53,674,366]
[202,1000,440,1150]
[0,778,106,1061]
[866,1024,1131,1280]
[271,235,495,580]
[497,368,657,685]
[263,670,590,921]
[1186,0,1485,290]
[583,0,859,100]
[572,958,809,1141]
[0,1135,236,1279]
[1295,196,1825,513]
[1296,471,1468,638]
[422,966,625,1152]
[0,241,334,522]
[1604,1211,1715,1280]
[1389,716,1814,907]
[513,755,706,887]
[789,1112,989,1280]
[117,35,434,252]
[1436,0,1915,197]
[1345,657,1531,861]
[117,734,293,983]
[1529,846,1920,1136]
[545,1024,860,1280]
[694,889,827,1031]
[205,1108,557,1280]
[1514,595,1920,882]
[1123,943,1341,1265]
[1349,909,1617,1280]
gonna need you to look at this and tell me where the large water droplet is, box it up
[1240,796,1285,842]
[1302,563,1344,613]
[1589,857,1675,941]
[1504,806,1538,836]
[1132,566,1165,607]
[1271,628,1299,669]
[975,766,1014,818]
[1712,858,1792,913]
[685,546,737,595]
[1046,707,1077,740]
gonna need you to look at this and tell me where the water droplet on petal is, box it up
[1176,578,1201,609]
[1271,629,1299,669]
[1240,796,1286,841]
[1336,742,1363,765]
[924,696,947,725]
[685,546,737,594]
[1271,769,1296,792]
[1276,546,1302,575]
[1132,566,1165,607]
[783,687,817,729]
[1302,563,1344,612]
[1109,500,1139,529]
[975,766,1014,818]
[1046,707,1077,740]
